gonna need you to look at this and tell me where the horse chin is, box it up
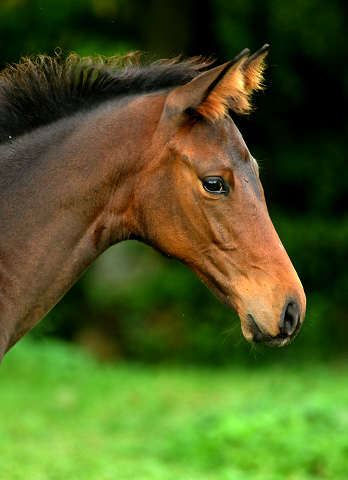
[263,335,294,348]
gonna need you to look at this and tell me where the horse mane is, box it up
[0,51,212,145]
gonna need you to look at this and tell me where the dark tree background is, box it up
[1,0,347,364]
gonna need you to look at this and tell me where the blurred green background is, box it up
[1,0,348,365]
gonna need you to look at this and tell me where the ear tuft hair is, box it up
[196,57,249,121]
[196,45,269,121]
[242,44,269,93]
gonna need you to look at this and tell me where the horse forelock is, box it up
[0,51,212,145]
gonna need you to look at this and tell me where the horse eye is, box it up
[202,177,228,194]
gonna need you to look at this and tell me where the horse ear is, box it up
[226,44,269,115]
[241,44,269,94]
[164,45,269,123]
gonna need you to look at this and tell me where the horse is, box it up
[0,45,306,363]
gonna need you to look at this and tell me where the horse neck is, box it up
[0,95,164,355]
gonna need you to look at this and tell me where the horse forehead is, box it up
[174,117,249,166]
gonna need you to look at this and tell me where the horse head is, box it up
[133,46,306,346]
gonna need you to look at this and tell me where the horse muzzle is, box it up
[240,298,304,347]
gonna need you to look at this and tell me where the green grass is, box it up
[1,339,348,480]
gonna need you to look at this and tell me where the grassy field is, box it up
[1,339,348,480]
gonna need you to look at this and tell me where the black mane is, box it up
[0,51,211,144]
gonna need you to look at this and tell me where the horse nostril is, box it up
[279,301,300,337]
